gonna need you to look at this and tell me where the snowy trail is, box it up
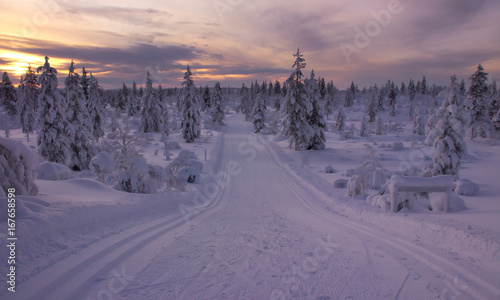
[9,114,500,300]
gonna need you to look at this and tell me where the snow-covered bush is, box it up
[177,167,200,183]
[347,174,365,196]
[110,157,156,194]
[324,165,336,173]
[37,162,72,181]
[189,159,203,172]
[167,141,181,150]
[0,137,39,196]
[89,152,115,182]
[453,179,479,196]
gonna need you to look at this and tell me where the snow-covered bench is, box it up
[389,175,454,212]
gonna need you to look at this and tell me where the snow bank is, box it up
[323,165,336,173]
[0,137,39,196]
[89,152,115,181]
[453,179,479,196]
[37,162,72,181]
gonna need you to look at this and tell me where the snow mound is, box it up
[109,157,156,194]
[189,159,203,172]
[453,179,479,196]
[347,174,364,196]
[37,162,72,181]
[333,179,348,188]
[0,137,39,196]
[90,152,115,181]
[177,167,200,183]
[323,165,336,173]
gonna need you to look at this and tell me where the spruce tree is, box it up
[335,107,346,131]
[408,79,416,118]
[87,74,105,141]
[412,107,425,136]
[388,85,397,117]
[202,85,211,111]
[65,60,94,170]
[37,56,70,164]
[0,72,17,116]
[80,67,89,103]
[18,65,38,142]
[360,115,368,137]
[305,70,326,149]
[375,116,383,135]
[127,82,140,116]
[252,92,267,133]
[180,65,201,142]
[209,82,225,127]
[140,71,162,133]
[116,83,128,112]
[282,48,313,151]
[468,64,490,138]
[459,79,466,96]
[421,75,427,95]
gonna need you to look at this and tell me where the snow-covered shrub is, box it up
[345,169,356,177]
[112,157,156,194]
[453,179,479,196]
[148,164,166,190]
[37,162,72,181]
[0,137,39,195]
[167,141,181,150]
[90,152,115,182]
[177,167,200,183]
[324,165,336,173]
[347,174,365,196]
[333,179,348,188]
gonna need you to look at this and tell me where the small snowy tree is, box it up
[65,60,94,170]
[201,85,211,111]
[209,81,225,127]
[305,70,326,149]
[180,65,201,143]
[432,112,467,177]
[0,137,39,196]
[335,107,346,131]
[18,65,38,142]
[282,48,313,151]
[408,79,416,118]
[360,115,368,137]
[375,116,383,135]
[324,89,334,120]
[116,83,128,112]
[37,56,70,165]
[140,72,163,133]
[467,64,490,139]
[87,74,105,141]
[252,92,267,133]
[412,107,425,136]
[0,72,17,116]
[366,93,377,123]
[388,85,397,117]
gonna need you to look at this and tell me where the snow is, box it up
[453,178,479,196]
[37,162,72,180]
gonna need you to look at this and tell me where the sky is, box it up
[0,0,499,89]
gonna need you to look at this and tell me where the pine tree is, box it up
[65,60,94,170]
[468,64,490,139]
[400,81,407,95]
[209,82,225,127]
[116,83,128,112]
[375,116,383,135]
[180,65,201,142]
[140,71,162,133]
[459,79,466,96]
[239,85,253,120]
[388,85,397,116]
[305,70,326,149]
[335,107,346,131]
[87,74,105,141]
[18,65,38,142]
[127,82,140,116]
[408,79,416,118]
[37,56,70,165]
[80,67,89,103]
[252,92,267,133]
[366,92,377,123]
[412,107,425,136]
[274,80,282,95]
[344,83,354,107]
[377,90,384,111]
[282,48,313,151]
[0,72,17,116]
[421,75,427,95]
[360,115,368,137]
[202,85,211,111]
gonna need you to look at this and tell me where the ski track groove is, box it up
[258,132,500,300]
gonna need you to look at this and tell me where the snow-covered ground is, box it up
[1,108,500,299]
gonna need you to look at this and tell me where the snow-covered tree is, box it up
[116,83,128,112]
[360,115,368,137]
[420,75,427,95]
[209,82,225,127]
[376,90,384,111]
[324,88,335,120]
[65,60,94,170]
[282,48,313,151]
[459,79,466,96]
[375,116,383,135]
[305,70,326,149]
[201,85,211,111]
[0,137,39,196]
[335,107,346,131]
[239,85,253,120]
[408,79,416,118]
[366,92,377,123]
[127,82,140,116]
[80,67,89,103]
[388,85,397,116]
[37,56,71,165]
[180,65,201,142]
[344,87,354,107]
[87,74,105,141]
[252,92,267,133]
[140,72,163,133]
[467,64,490,138]
[412,107,425,136]
[0,72,17,116]
[18,65,38,142]
[431,111,467,177]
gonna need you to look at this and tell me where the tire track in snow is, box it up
[259,134,500,300]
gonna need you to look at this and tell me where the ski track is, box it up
[7,114,500,300]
